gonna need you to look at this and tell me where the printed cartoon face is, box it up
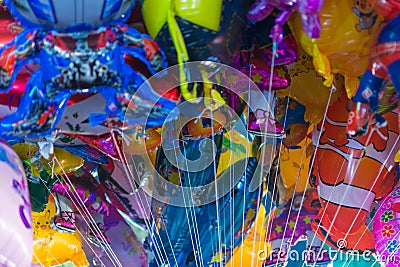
[355,0,375,13]
[287,53,314,78]
[5,0,135,31]
[33,209,52,232]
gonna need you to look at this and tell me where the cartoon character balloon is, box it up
[275,48,343,124]
[347,0,400,137]
[372,187,400,267]
[31,195,89,267]
[0,139,33,267]
[0,0,176,137]
[293,0,382,98]
[311,89,399,252]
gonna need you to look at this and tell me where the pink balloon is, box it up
[372,187,400,266]
[0,140,33,266]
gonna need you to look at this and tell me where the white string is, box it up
[108,126,178,266]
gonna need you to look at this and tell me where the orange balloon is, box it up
[276,48,343,124]
[226,204,270,267]
[124,127,162,155]
[291,0,383,97]
[31,196,89,267]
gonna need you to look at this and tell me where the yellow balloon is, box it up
[13,143,84,177]
[216,130,253,177]
[141,0,222,40]
[276,48,343,124]
[31,196,89,267]
[226,204,270,267]
[279,137,314,197]
[290,0,383,98]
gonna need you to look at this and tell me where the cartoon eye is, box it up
[37,222,40,225]
[46,222,49,225]
[100,65,108,72]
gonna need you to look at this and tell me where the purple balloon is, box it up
[80,217,148,267]
[247,0,324,44]
[0,139,33,267]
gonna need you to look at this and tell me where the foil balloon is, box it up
[13,143,84,178]
[275,48,343,124]
[247,0,323,45]
[0,0,176,137]
[123,126,162,155]
[0,4,18,47]
[140,0,250,101]
[263,189,330,266]
[150,127,263,266]
[31,195,89,267]
[292,0,382,97]
[240,10,299,67]
[82,218,148,267]
[275,96,309,147]
[140,0,249,64]
[311,89,400,252]
[279,137,314,197]
[216,130,254,177]
[65,126,161,159]
[51,177,109,234]
[13,143,84,212]
[226,203,270,267]
[231,48,289,92]
[0,139,33,267]
[372,187,400,266]
[347,1,400,137]
[232,10,298,87]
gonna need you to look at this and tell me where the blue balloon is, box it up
[0,1,175,137]
[150,132,263,267]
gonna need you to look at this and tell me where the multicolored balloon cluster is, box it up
[0,0,400,267]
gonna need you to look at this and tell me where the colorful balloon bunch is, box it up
[1,0,400,266]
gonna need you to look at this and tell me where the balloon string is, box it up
[108,124,179,267]
[106,121,178,266]
[303,92,393,267]
[277,83,332,267]
[53,157,121,266]
[272,83,333,267]
[339,135,400,267]
[259,75,293,267]
[263,92,291,243]
[52,156,122,266]
[209,107,225,265]
[252,38,280,267]
[241,62,253,267]
[174,143,205,267]
[35,168,107,267]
